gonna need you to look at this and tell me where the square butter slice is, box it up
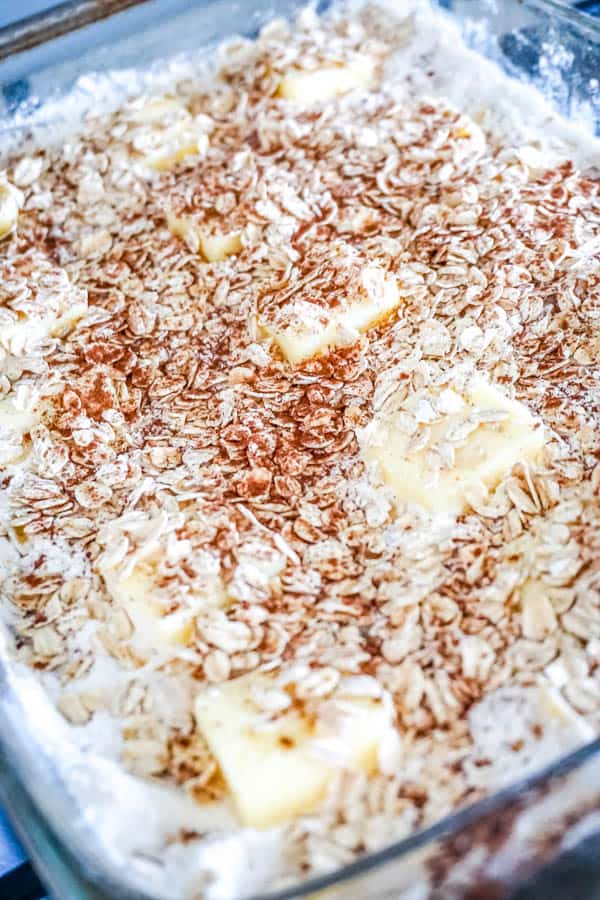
[195,670,392,828]
[0,178,23,239]
[364,375,544,515]
[167,213,242,261]
[1,301,87,356]
[0,397,39,466]
[262,264,401,364]
[102,563,226,656]
[0,252,87,356]
[124,96,210,171]
[278,57,375,103]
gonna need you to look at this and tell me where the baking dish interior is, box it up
[0,1,600,898]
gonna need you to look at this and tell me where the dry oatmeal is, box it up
[1,0,600,895]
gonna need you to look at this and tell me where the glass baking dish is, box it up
[1,0,600,897]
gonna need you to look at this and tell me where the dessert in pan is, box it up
[0,0,599,894]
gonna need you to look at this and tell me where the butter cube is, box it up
[262,265,400,364]
[126,96,187,124]
[199,231,243,262]
[0,178,23,239]
[1,296,86,356]
[278,58,375,104]
[166,213,200,251]
[143,122,209,171]
[195,670,392,828]
[128,97,210,171]
[51,302,88,337]
[0,398,38,466]
[125,95,209,170]
[364,376,545,515]
[103,565,226,655]
[166,214,242,261]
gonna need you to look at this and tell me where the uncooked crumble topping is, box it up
[1,1,600,888]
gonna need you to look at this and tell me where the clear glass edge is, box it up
[2,713,600,900]
[525,0,600,35]
[0,0,153,59]
[0,0,599,897]
[0,0,598,61]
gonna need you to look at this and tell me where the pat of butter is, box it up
[0,397,39,466]
[103,565,226,655]
[195,670,391,828]
[0,178,23,240]
[199,231,243,262]
[143,122,209,171]
[278,58,375,104]
[1,302,87,356]
[166,214,242,261]
[126,96,187,123]
[262,265,401,364]
[51,302,88,337]
[364,376,545,515]
[128,98,210,171]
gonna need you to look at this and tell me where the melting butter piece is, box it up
[195,670,392,828]
[0,397,39,466]
[167,214,242,261]
[166,213,199,249]
[0,178,23,239]
[103,564,227,655]
[51,302,89,337]
[126,95,187,123]
[1,300,87,356]
[0,251,87,356]
[143,121,209,171]
[166,214,242,261]
[127,97,210,171]
[262,265,400,364]
[199,231,243,262]
[105,569,194,647]
[364,376,545,515]
[278,57,375,103]
[1,304,87,354]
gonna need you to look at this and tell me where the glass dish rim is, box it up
[261,736,600,899]
[1,0,600,898]
[0,0,152,60]
[1,0,600,60]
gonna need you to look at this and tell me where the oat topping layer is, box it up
[1,2,600,890]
